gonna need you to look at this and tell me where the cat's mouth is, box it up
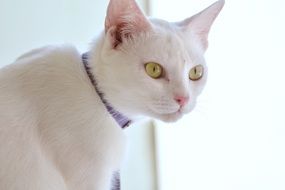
[148,103,196,123]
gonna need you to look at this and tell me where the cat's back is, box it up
[0,44,90,102]
[0,44,101,135]
[0,45,84,85]
[0,45,96,190]
[1,45,85,120]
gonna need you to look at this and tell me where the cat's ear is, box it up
[178,0,225,50]
[105,0,152,48]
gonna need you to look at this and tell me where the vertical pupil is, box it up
[153,66,156,73]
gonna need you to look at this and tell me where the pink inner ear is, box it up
[179,0,225,50]
[105,0,151,47]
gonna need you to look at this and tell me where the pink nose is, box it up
[174,96,189,107]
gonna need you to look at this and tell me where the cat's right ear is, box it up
[105,0,152,48]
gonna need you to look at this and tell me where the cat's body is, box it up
[0,45,125,190]
[0,0,224,189]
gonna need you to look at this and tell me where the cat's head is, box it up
[92,0,224,122]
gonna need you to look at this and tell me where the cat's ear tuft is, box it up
[105,0,151,48]
[179,0,225,50]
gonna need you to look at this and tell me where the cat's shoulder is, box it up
[16,44,80,63]
[0,44,83,82]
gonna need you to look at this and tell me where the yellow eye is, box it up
[189,65,204,81]
[145,62,163,79]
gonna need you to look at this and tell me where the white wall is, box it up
[0,0,102,65]
[0,1,156,190]
[122,121,158,190]
[151,0,285,190]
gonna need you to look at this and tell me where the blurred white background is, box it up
[152,0,285,190]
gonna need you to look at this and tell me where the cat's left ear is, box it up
[105,0,152,48]
[178,0,225,50]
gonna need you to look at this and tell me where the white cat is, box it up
[0,0,224,189]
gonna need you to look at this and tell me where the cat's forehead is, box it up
[138,20,198,67]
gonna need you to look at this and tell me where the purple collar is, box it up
[82,53,132,129]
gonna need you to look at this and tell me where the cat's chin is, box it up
[153,111,185,123]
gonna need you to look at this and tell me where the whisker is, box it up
[193,100,210,119]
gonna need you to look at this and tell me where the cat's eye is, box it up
[145,62,163,79]
[189,65,204,81]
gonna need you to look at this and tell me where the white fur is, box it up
[0,45,126,190]
[0,0,224,189]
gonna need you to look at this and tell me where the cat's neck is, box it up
[82,53,132,129]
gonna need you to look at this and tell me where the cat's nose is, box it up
[174,96,189,107]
